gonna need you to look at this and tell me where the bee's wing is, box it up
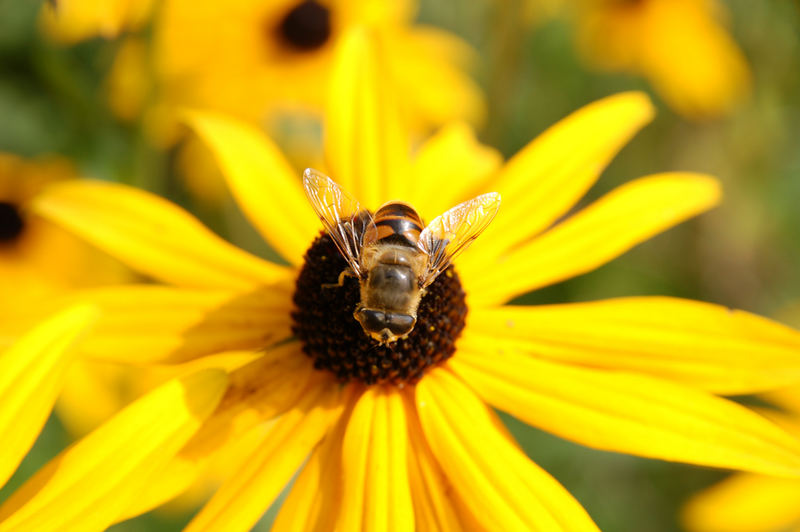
[417,192,501,288]
[302,168,376,278]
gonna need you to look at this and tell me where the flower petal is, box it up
[450,348,800,477]
[682,473,800,532]
[462,173,721,304]
[0,304,97,487]
[409,121,503,220]
[272,388,364,532]
[338,387,414,532]
[185,110,319,266]
[0,368,227,531]
[184,378,344,532]
[116,453,202,522]
[181,343,319,460]
[416,368,600,531]
[113,345,315,522]
[80,284,292,364]
[1,284,293,364]
[404,396,482,531]
[325,28,409,209]
[32,180,288,290]
[469,91,655,261]
[465,297,800,395]
[271,420,345,532]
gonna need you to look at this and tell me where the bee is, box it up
[302,168,501,345]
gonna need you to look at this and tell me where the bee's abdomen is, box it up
[373,201,423,247]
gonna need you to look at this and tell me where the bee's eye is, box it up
[355,308,386,333]
[386,313,416,336]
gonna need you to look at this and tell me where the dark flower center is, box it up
[276,1,331,52]
[292,230,467,386]
[0,202,25,243]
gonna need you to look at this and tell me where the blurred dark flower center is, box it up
[276,1,331,51]
[0,201,24,243]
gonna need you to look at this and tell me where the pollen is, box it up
[292,231,467,386]
[0,201,25,243]
[276,0,331,51]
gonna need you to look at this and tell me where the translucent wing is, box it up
[302,168,376,278]
[418,192,501,287]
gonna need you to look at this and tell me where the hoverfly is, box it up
[302,168,500,344]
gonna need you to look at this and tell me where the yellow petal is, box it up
[116,452,202,522]
[463,173,721,305]
[2,284,294,364]
[325,28,409,208]
[271,430,339,532]
[450,348,800,477]
[0,368,228,531]
[55,351,259,439]
[272,389,358,532]
[75,284,292,364]
[469,91,655,262]
[185,110,319,266]
[465,297,800,394]
[338,387,414,532]
[682,473,800,532]
[404,395,482,532]
[0,304,97,488]
[113,347,313,522]
[184,381,344,532]
[763,387,800,418]
[32,180,288,290]
[409,121,502,220]
[180,343,318,461]
[416,368,600,531]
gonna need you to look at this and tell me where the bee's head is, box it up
[354,307,416,344]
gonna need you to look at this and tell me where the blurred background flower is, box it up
[570,0,751,119]
[40,0,485,204]
[0,153,128,311]
[0,0,799,530]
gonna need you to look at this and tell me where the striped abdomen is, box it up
[370,201,424,247]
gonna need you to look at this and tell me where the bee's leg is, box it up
[321,268,356,289]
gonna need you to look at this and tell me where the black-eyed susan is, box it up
[7,30,800,531]
[571,0,750,118]
[103,0,483,147]
[0,154,128,314]
[683,386,800,532]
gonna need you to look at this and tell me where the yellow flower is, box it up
[0,154,127,313]
[6,31,800,531]
[39,0,155,43]
[573,0,750,118]
[683,387,800,532]
[107,0,483,146]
